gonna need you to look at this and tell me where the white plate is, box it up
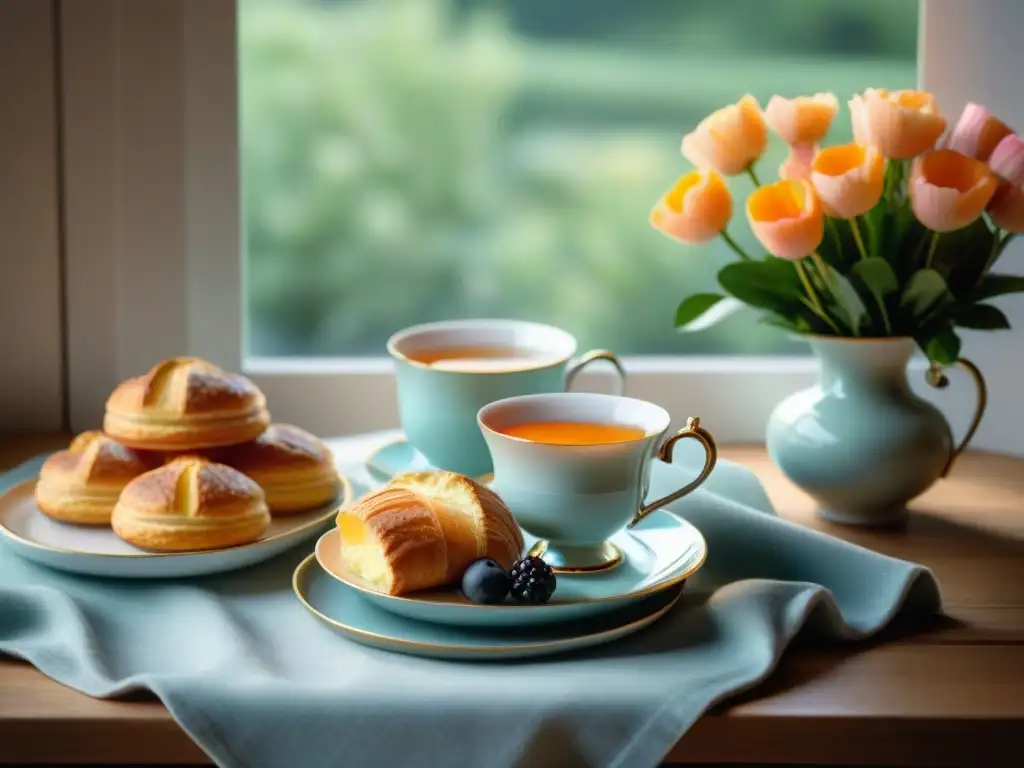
[0,475,352,579]
[316,506,705,627]
[294,554,683,661]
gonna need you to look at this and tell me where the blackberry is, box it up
[509,555,557,604]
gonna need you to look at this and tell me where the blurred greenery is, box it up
[240,0,918,357]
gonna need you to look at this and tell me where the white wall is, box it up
[0,0,65,431]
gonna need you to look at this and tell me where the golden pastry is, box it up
[104,357,270,451]
[111,457,271,551]
[35,431,161,525]
[336,471,523,596]
[210,424,340,514]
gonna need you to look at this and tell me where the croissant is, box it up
[336,471,523,596]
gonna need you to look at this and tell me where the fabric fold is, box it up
[0,434,941,768]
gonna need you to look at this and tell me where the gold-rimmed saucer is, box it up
[0,474,353,579]
[293,553,682,661]
[314,505,705,629]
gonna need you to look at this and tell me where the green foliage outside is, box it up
[240,0,917,357]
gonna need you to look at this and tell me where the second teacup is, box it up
[388,319,626,477]
[478,392,717,573]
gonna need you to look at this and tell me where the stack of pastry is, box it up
[35,357,342,552]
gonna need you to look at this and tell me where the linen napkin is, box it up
[0,432,941,768]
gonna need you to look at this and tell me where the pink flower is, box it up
[988,184,1024,234]
[946,103,1014,161]
[989,135,1024,186]
[764,93,838,146]
[849,89,946,159]
[909,149,998,232]
[778,143,817,182]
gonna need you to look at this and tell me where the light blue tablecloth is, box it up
[0,433,941,768]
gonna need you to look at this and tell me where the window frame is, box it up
[57,0,1024,454]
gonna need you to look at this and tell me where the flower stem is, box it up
[810,251,836,294]
[719,229,753,261]
[849,217,870,261]
[795,260,841,334]
[925,231,940,268]
[825,217,843,257]
[745,165,762,187]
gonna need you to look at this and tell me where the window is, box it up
[56,0,1024,453]
[238,0,918,358]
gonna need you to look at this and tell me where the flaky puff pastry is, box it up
[35,431,163,525]
[336,471,523,595]
[104,357,270,451]
[112,457,270,551]
[207,424,340,514]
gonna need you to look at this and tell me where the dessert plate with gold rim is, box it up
[294,553,683,661]
[0,474,352,579]
[314,506,705,628]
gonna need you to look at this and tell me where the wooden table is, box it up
[1,434,1022,767]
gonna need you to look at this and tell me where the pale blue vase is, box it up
[766,337,986,526]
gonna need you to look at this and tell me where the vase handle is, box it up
[925,358,987,478]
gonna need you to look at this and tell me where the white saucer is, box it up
[315,506,705,628]
[294,554,683,661]
[0,475,352,579]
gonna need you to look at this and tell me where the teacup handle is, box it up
[925,358,987,478]
[565,349,627,395]
[628,417,717,529]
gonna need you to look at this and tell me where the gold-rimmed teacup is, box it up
[478,392,717,573]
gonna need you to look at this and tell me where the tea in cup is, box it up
[478,392,716,572]
[388,319,626,477]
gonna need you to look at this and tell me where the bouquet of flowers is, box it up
[650,90,1024,364]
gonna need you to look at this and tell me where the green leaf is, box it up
[955,303,1011,330]
[717,259,803,310]
[850,257,898,335]
[674,294,745,331]
[972,274,1024,301]
[824,267,868,335]
[916,325,961,366]
[718,259,828,333]
[851,257,899,296]
[900,269,953,322]
[757,312,812,334]
[930,218,998,299]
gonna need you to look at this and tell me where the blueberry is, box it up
[461,558,511,604]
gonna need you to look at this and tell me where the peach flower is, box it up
[779,144,817,182]
[988,134,1024,186]
[988,184,1024,234]
[909,149,998,232]
[849,89,947,159]
[746,179,824,260]
[947,103,1014,162]
[810,143,885,218]
[681,95,768,176]
[650,169,733,244]
[764,93,839,146]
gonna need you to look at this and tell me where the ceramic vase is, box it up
[766,337,986,526]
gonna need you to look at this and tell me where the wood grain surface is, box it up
[1,434,1022,766]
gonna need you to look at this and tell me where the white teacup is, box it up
[478,392,717,573]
